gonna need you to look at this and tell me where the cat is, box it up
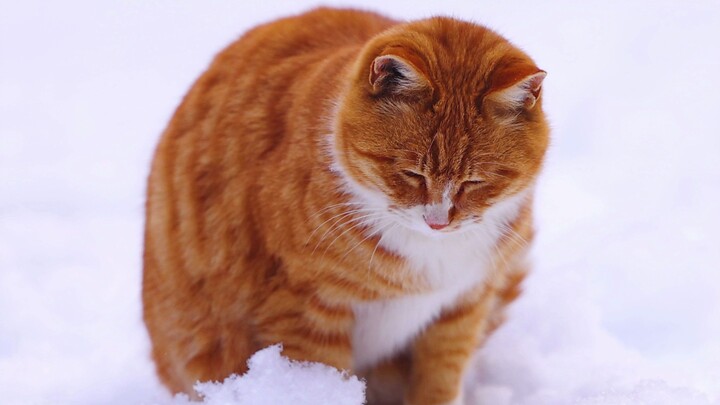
[143,7,548,405]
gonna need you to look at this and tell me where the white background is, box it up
[1,1,719,403]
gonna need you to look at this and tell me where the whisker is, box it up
[475,170,512,180]
[307,201,364,220]
[425,132,439,158]
[394,149,423,157]
[492,242,511,272]
[314,212,387,255]
[305,208,380,246]
[368,223,396,269]
[321,213,388,257]
[388,209,417,224]
[473,160,520,170]
[311,212,372,254]
[498,223,529,250]
[468,227,510,272]
[341,220,394,262]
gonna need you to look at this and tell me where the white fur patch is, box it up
[351,191,529,370]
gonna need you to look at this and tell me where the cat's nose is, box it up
[423,215,449,230]
[423,201,451,231]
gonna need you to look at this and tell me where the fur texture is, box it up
[143,7,549,405]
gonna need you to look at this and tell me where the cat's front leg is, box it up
[404,289,490,405]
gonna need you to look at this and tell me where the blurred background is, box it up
[1,1,718,404]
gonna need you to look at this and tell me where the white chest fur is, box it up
[352,281,479,371]
[350,191,528,371]
[351,227,497,371]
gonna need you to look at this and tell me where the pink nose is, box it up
[424,216,449,230]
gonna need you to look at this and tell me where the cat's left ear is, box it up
[487,65,546,110]
[369,52,431,96]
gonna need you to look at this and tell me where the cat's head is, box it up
[331,17,549,237]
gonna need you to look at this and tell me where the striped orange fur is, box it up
[143,7,548,405]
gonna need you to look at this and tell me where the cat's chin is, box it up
[418,229,459,239]
[412,227,450,238]
[391,219,467,239]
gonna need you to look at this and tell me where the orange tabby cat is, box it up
[143,7,548,405]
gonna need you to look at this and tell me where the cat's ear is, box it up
[369,54,430,95]
[487,65,546,110]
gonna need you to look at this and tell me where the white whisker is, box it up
[308,207,386,246]
[341,219,395,262]
[318,212,388,256]
[308,201,364,220]
[368,223,396,269]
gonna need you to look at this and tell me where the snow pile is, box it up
[467,263,720,405]
[171,346,365,405]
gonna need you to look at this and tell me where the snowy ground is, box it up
[1,1,719,404]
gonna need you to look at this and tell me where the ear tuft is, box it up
[488,68,547,110]
[369,55,428,95]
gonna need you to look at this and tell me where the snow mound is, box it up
[172,345,365,405]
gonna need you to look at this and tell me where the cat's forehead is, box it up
[403,17,529,95]
[402,131,491,177]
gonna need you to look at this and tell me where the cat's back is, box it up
[145,8,400,282]
[238,8,395,60]
[211,8,397,80]
[155,8,397,173]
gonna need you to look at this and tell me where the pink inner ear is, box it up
[369,56,393,87]
[368,54,429,94]
[526,71,546,97]
[488,67,546,109]
[521,71,547,108]
[490,64,544,93]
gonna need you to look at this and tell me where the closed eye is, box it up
[461,179,486,192]
[401,170,426,187]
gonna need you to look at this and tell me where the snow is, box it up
[171,345,365,405]
[1,1,719,404]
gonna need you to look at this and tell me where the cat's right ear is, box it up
[369,55,430,96]
[486,64,546,111]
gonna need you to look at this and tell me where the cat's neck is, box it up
[376,189,531,289]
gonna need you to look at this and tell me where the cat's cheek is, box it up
[379,179,420,207]
[343,162,387,196]
[397,190,424,208]
[457,199,494,224]
[455,190,486,211]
